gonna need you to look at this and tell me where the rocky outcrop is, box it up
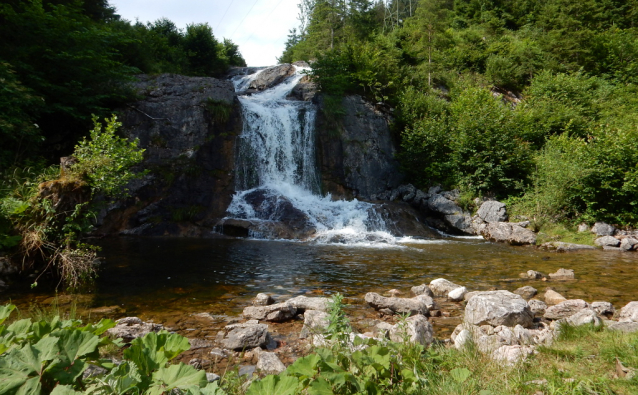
[591,222,615,236]
[287,296,330,312]
[464,290,534,328]
[249,64,296,90]
[477,201,508,222]
[595,236,620,247]
[97,74,241,236]
[287,75,316,101]
[243,303,297,322]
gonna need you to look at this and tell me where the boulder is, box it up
[427,194,462,215]
[287,296,330,312]
[591,301,615,317]
[513,286,537,300]
[464,290,534,328]
[591,222,615,236]
[444,214,475,235]
[107,317,164,342]
[287,75,317,101]
[545,289,567,305]
[523,270,545,279]
[565,309,602,327]
[448,286,468,302]
[221,323,271,351]
[253,293,274,306]
[242,303,297,322]
[595,236,620,247]
[256,352,286,374]
[389,314,433,346]
[454,329,472,350]
[364,292,433,316]
[577,223,590,233]
[528,299,548,316]
[608,322,638,333]
[0,256,17,275]
[411,284,434,297]
[429,278,463,296]
[620,237,638,251]
[479,222,537,246]
[300,310,330,338]
[249,64,295,90]
[619,301,638,323]
[206,373,221,383]
[548,268,575,280]
[477,201,508,222]
[544,299,589,320]
[492,345,535,366]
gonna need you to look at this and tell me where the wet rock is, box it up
[427,194,462,215]
[242,303,297,322]
[0,256,17,275]
[444,214,475,235]
[545,289,567,305]
[492,345,535,366]
[528,299,548,316]
[411,284,434,297]
[619,301,638,322]
[448,286,468,302]
[608,322,638,333]
[256,351,286,374]
[221,323,271,351]
[249,64,295,90]
[565,309,602,327]
[287,75,317,101]
[89,305,124,315]
[595,236,620,247]
[464,290,534,328]
[591,222,615,236]
[429,278,463,296]
[364,292,433,316]
[388,314,433,346]
[620,237,638,251]
[287,295,330,312]
[477,201,508,223]
[591,301,615,317]
[544,299,589,320]
[300,310,330,338]
[548,268,575,280]
[540,242,596,252]
[479,222,537,246]
[603,246,622,251]
[107,317,164,342]
[514,286,538,300]
[253,293,275,306]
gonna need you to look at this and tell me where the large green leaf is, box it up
[246,375,299,395]
[7,319,33,340]
[307,377,334,395]
[286,354,321,378]
[50,384,82,395]
[0,304,16,325]
[80,319,115,336]
[123,331,190,376]
[199,382,227,395]
[0,337,59,395]
[147,363,206,394]
[55,329,99,361]
[450,367,472,384]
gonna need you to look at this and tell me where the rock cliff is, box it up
[97,74,241,236]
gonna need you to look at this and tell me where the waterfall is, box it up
[224,66,395,244]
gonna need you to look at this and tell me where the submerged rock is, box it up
[540,242,596,252]
[548,268,575,280]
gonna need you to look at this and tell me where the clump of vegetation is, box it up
[0,116,145,288]
[203,98,232,124]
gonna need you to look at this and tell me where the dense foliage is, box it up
[0,116,145,287]
[0,0,245,170]
[283,0,638,227]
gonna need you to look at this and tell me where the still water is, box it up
[4,236,637,326]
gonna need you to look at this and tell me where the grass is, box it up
[535,221,598,246]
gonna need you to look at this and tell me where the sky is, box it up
[109,0,301,67]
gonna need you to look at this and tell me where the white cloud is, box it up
[109,0,300,66]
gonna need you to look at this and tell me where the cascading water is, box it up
[224,66,396,244]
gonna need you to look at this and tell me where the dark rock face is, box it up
[316,95,403,199]
[97,74,241,236]
[369,202,441,238]
[287,75,317,101]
